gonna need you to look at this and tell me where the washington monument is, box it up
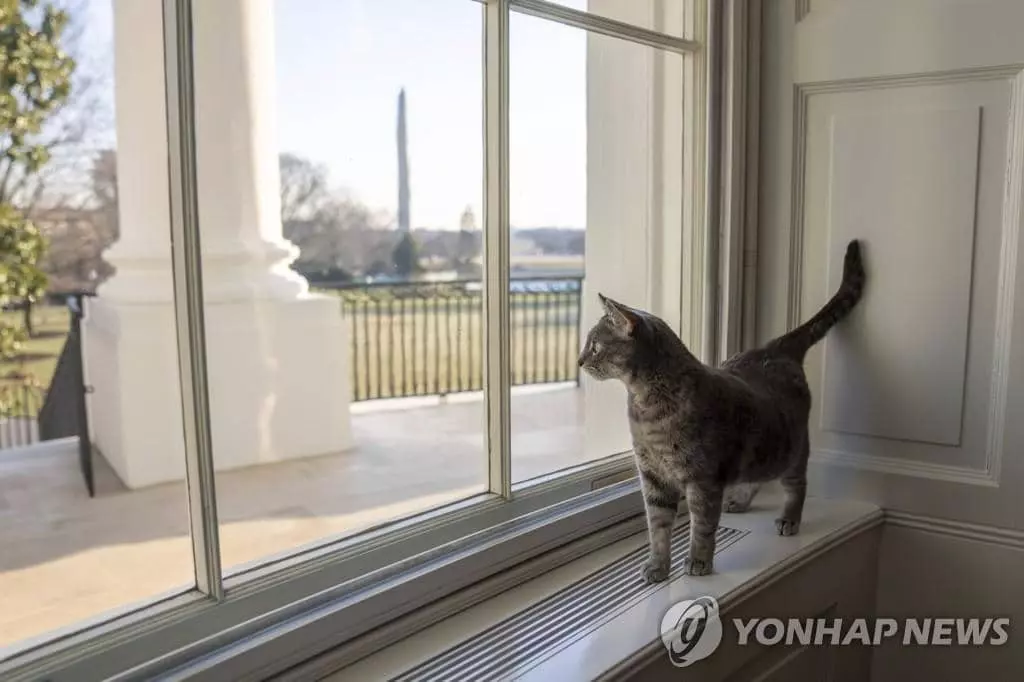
[397,88,411,233]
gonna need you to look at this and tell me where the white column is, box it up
[190,0,307,300]
[97,0,174,303]
[85,0,353,489]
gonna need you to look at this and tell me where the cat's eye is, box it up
[591,342,602,355]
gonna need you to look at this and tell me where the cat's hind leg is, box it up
[776,435,809,536]
[724,482,761,513]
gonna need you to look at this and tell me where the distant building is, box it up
[459,205,478,232]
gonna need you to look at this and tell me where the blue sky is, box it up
[80,0,588,230]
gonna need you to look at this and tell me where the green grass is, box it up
[343,301,581,400]
[0,305,70,387]
[0,305,70,417]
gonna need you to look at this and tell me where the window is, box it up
[192,0,489,577]
[509,11,687,481]
[0,0,712,678]
[537,0,690,39]
[0,0,197,652]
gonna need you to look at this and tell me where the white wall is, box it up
[871,523,1024,681]
[758,0,1024,677]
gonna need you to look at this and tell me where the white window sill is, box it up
[316,490,882,681]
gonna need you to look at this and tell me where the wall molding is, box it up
[886,510,1024,551]
[790,65,1024,487]
[787,64,1024,331]
[986,68,1024,484]
[811,448,998,487]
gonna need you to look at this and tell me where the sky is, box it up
[79,0,589,230]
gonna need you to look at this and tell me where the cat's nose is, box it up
[577,355,585,367]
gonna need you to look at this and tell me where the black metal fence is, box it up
[332,277,584,402]
[0,382,44,448]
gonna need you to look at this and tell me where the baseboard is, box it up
[884,510,1024,551]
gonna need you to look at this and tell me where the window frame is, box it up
[0,0,726,679]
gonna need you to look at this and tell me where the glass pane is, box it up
[538,0,688,40]
[509,13,685,482]
[0,0,195,652]
[189,0,486,575]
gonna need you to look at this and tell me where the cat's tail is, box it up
[770,239,865,361]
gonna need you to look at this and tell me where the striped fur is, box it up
[579,239,866,583]
[770,240,866,361]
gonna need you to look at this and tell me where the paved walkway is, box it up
[0,385,593,651]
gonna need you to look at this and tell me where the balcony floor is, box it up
[0,385,599,650]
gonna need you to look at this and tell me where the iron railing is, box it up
[331,277,584,401]
[38,294,94,496]
[0,382,43,448]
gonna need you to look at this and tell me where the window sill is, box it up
[311,490,882,681]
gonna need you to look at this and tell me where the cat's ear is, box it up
[598,293,638,334]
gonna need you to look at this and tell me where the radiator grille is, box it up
[395,523,747,682]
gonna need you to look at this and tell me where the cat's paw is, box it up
[724,498,751,513]
[724,484,760,513]
[682,557,713,576]
[775,518,801,536]
[640,559,670,584]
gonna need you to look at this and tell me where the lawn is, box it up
[0,305,70,387]
[0,304,70,418]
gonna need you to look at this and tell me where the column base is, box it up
[83,294,354,489]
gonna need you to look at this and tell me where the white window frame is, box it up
[0,0,735,679]
[717,0,762,361]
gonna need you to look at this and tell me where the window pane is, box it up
[0,0,195,652]
[509,13,685,482]
[539,0,688,40]
[189,0,486,575]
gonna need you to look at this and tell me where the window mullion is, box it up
[701,0,723,365]
[717,0,760,361]
[483,0,512,499]
[162,0,224,599]
[718,0,746,361]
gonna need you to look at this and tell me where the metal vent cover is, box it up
[394,523,747,682]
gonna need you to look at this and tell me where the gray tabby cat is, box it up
[578,240,865,583]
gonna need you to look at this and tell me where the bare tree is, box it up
[279,153,333,223]
[8,0,114,215]
[88,148,117,211]
[19,1,118,293]
[279,152,398,276]
[36,149,118,292]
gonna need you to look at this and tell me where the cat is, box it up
[577,239,865,583]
